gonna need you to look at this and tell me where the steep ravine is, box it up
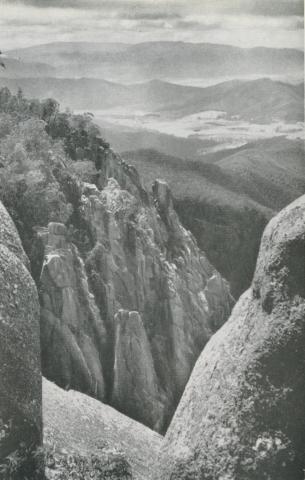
[0,198,162,479]
[157,194,305,479]
[24,148,234,433]
[1,91,304,479]
[0,91,233,433]
[40,149,234,432]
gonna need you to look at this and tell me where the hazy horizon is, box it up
[6,39,305,53]
[0,0,303,161]
[0,0,303,51]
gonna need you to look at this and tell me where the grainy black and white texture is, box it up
[0,1,304,479]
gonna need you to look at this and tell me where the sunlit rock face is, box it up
[39,221,107,402]
[0,201,42,479]
[157,194,305,479]
[39,149,234,432]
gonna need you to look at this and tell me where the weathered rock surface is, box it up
[0,201,42,478]
[157,194,305,479]
[39,149,233,432]
[43,378,162,480]
[39,222,107,401]
[0,201,29,266]
[112,310,165,432]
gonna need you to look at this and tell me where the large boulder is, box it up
[43,378,162,480]
[0,202,42,478]
[158,195,305,479]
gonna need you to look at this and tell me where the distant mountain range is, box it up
[6,41,304,82]
[155,78,304,122]
[0,76,303,123]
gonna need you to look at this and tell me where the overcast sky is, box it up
[0,0,304,50]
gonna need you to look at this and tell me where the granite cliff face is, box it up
[0,202,42,479]
[39,221,107,402]
[158,194,305,479]
[37,149,233,432]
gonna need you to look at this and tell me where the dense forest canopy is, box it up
[0,87,111,274]
[0,87,109,161]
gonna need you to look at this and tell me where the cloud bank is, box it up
[8,0,304,17]
[0,0,303,50]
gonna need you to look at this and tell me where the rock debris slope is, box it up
[0,201,42,478]
[43,378,161,480]
[38,149,233,432]
[157,194,305,479]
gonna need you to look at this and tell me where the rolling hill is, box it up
[8,41,304,82]
[217,137,305,209]
[0,56,55,78]
[0,76,303,123]
[157,78,304,122]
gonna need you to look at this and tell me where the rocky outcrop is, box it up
[38,149,233,432]
[39,222,107,401]
[112,310,165,432]
[43,378,162,480]
[0,201,42,478]
[157,195,305,479]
